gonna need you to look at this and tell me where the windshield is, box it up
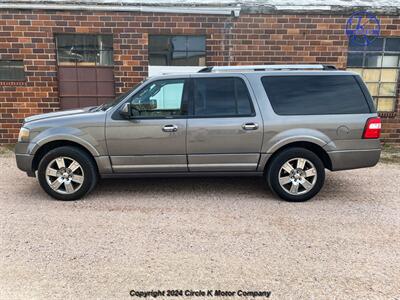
[98,81,143,111]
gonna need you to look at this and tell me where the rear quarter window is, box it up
[261,75,371,115]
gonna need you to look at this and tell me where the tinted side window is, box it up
[261,75,371,115]
[193,77,254,117]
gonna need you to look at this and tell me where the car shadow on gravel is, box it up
[91,176,274,200]
[90,173,351,202]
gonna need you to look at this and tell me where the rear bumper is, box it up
[328,148,381,171]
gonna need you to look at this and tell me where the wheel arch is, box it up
[32,140,99,173]
[263,141,333,173]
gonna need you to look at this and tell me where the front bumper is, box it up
[15,153,35,177]
[15,142,36,177]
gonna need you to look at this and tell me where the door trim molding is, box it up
[101,171,263,178]
[113,164,188,173]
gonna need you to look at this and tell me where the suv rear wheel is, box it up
[266,147,325,202]
[37,146,98,201]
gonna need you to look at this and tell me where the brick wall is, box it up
[0,9,399,144]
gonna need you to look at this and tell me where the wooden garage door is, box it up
[58,66,115,109]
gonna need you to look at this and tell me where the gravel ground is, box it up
[1,152,400,300]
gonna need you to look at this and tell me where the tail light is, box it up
[363,117,381,139]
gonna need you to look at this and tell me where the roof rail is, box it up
[198,64,337,73]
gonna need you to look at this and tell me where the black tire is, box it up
[37,146,98,201]
[266,147,325,202]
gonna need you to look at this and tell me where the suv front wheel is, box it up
[37,146,98,201]
[266,147,325,202]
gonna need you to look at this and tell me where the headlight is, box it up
[18,127,30,142]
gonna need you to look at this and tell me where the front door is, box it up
[187,76,263,171]
[106,78,189,173]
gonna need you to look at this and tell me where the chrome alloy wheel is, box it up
[278,157,317,195]
[45,156,84,194]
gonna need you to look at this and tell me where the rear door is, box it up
[187,75,263,171]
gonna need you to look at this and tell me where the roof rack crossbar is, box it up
[198,64,337,72]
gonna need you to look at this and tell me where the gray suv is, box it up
[15,64,381,202]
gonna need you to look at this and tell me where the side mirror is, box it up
[119,102,131,119]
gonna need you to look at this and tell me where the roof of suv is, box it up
[198,64,337,73]
[148,65,358,80]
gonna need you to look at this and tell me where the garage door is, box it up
[56,34,115,109]
[58,66,114,109]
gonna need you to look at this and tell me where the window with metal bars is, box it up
[347,37,400,112]
[0,60,25,81]
[55,34,113,66]
[149,35,206,66]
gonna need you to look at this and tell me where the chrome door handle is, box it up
[162,124,178,132]
[242,123,259,130]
